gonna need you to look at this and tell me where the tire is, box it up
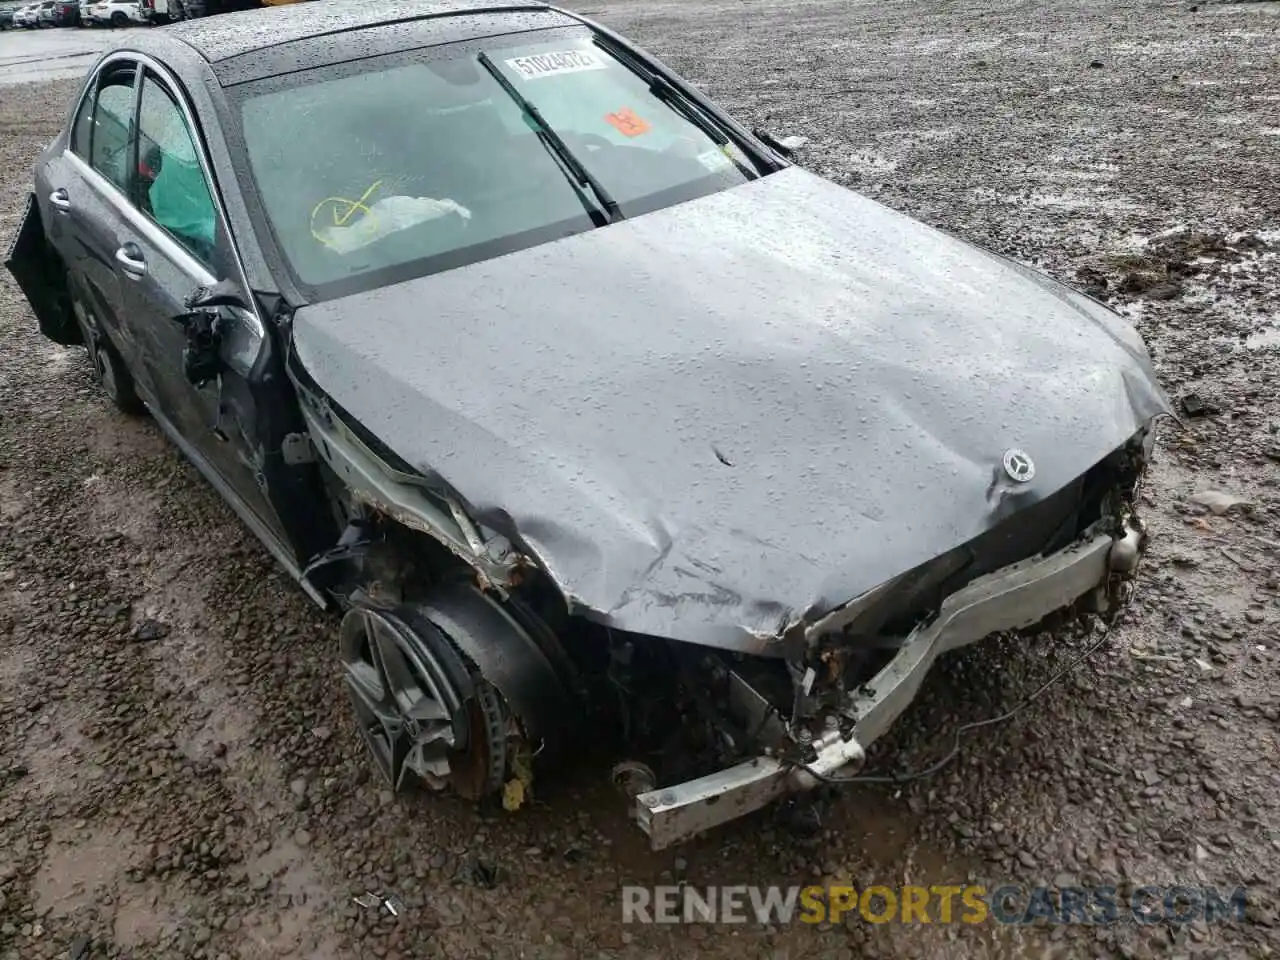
[109,11,125,26]
[340,602,509,800]
[89,328,145,416]
[70,292,145,416]
[340,585,576,804]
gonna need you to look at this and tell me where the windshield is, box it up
[234,30,762,299]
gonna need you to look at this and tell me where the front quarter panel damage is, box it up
[295,391,523,593]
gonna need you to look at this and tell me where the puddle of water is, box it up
[113,884,180,948]
[847,150,900,174]
[234,838,340,959]
[973,187,1138,213]
[19,704,106,801]
[85,474,161,543]
[42,346,75,377]
[877,127,958,144]
[955,38,1004,55]
[0,475,25,521]
[914,38,954,55]
[1054,168,1117,182]
[1246,328,1280,350]
[34,826,140,917]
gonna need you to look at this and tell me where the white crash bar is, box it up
[634,529,1118,850]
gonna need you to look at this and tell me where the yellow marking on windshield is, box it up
[310,180,383,248]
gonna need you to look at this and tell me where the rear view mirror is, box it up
[752,129,809,158]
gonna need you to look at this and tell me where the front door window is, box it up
[135,71,218,267]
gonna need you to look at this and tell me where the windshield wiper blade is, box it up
[591,35,760,179]
[476,51,623,225]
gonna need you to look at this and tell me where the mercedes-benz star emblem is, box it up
[1002,448,1036,483]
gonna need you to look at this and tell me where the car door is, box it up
[42,58,143,364]
[114,66,293,553]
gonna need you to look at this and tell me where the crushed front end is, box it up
[624,427,1156,849]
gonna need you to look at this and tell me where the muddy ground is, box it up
[1,0,1279,958]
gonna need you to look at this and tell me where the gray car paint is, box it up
[165,0,554,64]
[291,166,1172,654]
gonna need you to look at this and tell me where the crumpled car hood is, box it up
[292,166,1171,653]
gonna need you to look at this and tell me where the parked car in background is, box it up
[35,0,56,25]
[11,2,37,26]
[141,0,171,22]
[47,0,81,25]
[84,0,144,24]
[0,5,14,29]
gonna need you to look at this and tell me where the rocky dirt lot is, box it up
[1,0,1279,958]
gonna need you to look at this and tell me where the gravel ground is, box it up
[2,1,1279,958]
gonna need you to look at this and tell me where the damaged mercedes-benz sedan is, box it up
[5,0,1171,848]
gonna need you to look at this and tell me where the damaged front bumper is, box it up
[633,521,1137,850]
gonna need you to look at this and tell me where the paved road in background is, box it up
[0,25,149,86]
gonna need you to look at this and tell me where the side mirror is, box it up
[173,309,223,387]
[172,279,244,387]
[752,129,809,158]
[183,277,248,312]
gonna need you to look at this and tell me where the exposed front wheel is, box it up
[340,603,511,800]
[110,11,126,26]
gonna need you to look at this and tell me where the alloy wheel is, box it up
[91,332,119,399]
[72,299,131,410]
[72,301,107,385]
[340,605,505,796]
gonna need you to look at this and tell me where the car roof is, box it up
[165,0,563,63]
[96,0,581,89]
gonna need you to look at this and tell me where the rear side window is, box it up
[134,71,218,266]
[69,83,94,156]
[87,65,137,192]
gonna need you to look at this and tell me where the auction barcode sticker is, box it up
[505,50,608,80]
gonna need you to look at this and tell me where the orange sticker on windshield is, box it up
[604,108,652,138]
